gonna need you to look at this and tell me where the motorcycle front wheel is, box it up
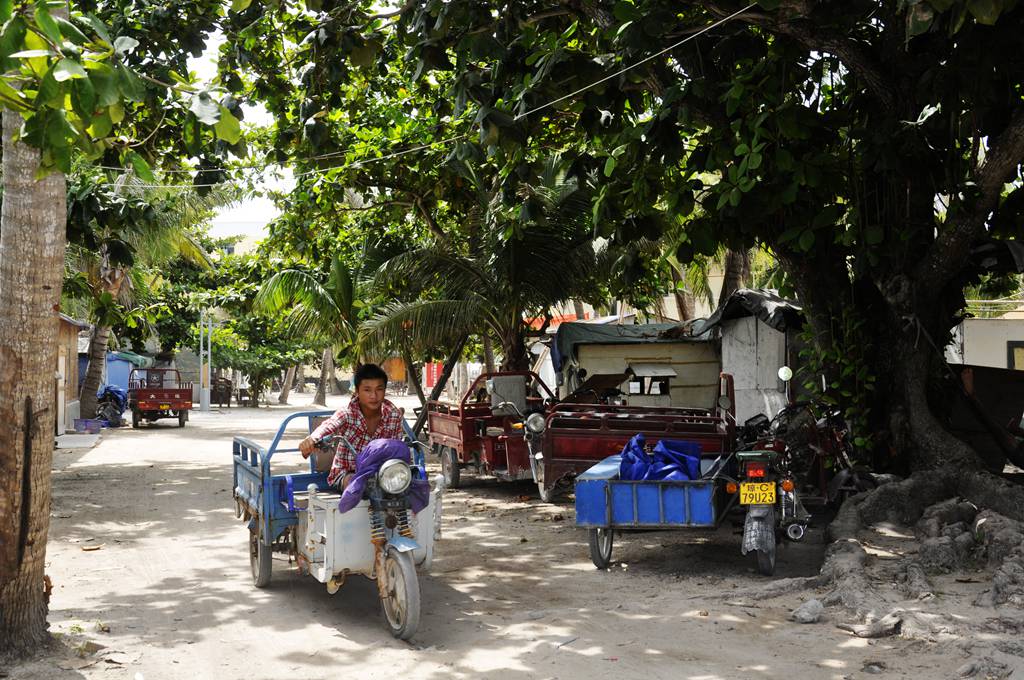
[381,550,421,640]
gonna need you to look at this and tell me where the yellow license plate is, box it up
[739,482,776,505]
[159,404,170,410]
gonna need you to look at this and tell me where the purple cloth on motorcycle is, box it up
[619,433,702,481]
[337,438,430,514]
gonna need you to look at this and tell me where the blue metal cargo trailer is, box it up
[575,453,737,568]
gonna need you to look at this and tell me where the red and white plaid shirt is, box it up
[311,398,404,487]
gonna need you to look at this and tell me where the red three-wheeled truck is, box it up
[426,371,736,501]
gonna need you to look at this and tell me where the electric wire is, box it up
[96,5,755,190]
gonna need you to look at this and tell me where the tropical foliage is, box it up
[360,155,608,368]
[211,0,1024,471]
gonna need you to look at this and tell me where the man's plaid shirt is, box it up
[311,398,403,487]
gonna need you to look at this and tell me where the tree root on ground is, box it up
[727,467,1024,651]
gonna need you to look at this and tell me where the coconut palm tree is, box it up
[359,158,602,368]
[72,174,226,417]
[254,254,360,406]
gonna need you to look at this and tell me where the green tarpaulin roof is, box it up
[109,351,154,368]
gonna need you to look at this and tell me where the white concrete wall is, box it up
[65,400,80,433]
[575,342,721,408]
[531,347,558,394]
[954,318,1024,369]
[721,316,788,422]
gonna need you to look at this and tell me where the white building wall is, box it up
[721,316,788,422]
[953,318,1024,369]
[575,342,721,408]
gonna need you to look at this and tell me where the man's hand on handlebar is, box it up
[299,436,316,458]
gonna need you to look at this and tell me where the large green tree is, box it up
[0,0,234,655]
[255,253,363,405]
[296,0,1024,472]
[360,155,609,367]
[68,174,226,416]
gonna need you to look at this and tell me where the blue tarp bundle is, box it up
[337,439,430,514]
[97,385,128,413]
[618,434,702,481]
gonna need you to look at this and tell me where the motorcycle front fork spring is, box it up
[369,509,386,544]
[396,509,414,539]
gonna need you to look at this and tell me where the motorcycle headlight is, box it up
[526,412,547,434]
[378,459,412,495]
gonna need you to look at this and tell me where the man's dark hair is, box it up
[354,363,388,388]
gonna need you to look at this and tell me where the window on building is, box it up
[1008,341,1024,370]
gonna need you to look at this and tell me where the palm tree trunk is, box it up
[402,348,427,407]
[79,325,111,418]
[500,326,530,370]
[482,334,495,373]
[572,300,586,321]
[277,365,296,405]
[0,104,68,657]
[313,348,330,406]
[412,337,467,435]
[718,248,751,308]
[670,267,696,321]
[326,350,342,395]
[454,361,468,400]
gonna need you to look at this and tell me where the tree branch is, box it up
[917,107,1024,288]
[416,197,449,242]
[729,4,899,111]
[370,0,415,20]
[334,200,413,212]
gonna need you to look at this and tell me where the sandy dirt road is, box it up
[6,394,981,679]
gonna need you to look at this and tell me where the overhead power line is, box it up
[98,4,755,190]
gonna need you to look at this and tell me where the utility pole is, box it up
[199,311,212,412]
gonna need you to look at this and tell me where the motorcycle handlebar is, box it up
[496,401,525,419]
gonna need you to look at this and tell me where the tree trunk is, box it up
[402,347,427,407]
[500,330,530,370]
[669,266,696,321]
[891,339,978,470]
[293,367,306,393]
[718,248,751,308]
[572,300,586,321]
[79,325,111,418]
[454,361,468,400]
[412,337,467,435]
[277,365,296,405]
[326,350,342,395]
[313,348,330,406]
[784,241,985,475]
[0,106,68,657]
[482,334,495,373]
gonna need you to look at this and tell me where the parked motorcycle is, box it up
[96,385,128,427]
[495,400,553,501]
[742,366,877,503]
[734,367,814,575]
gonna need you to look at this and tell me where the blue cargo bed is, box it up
[575,455,720,529]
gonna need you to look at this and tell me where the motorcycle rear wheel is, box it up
[755,544,776,576]
[250,526,272,588]
[441,447,461,489]
[381,550,420,640]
